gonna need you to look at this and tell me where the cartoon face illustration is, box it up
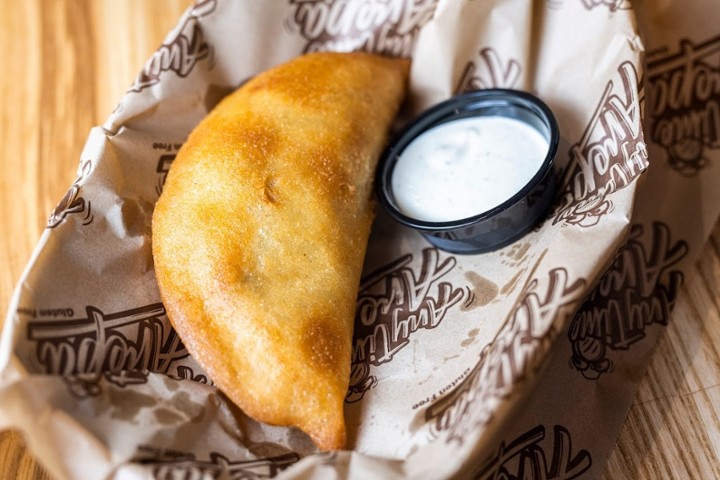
[346,362,378,403]
[568,223,688,380]
[666,138,709,175]
[647,35,720,176]
[570,336,613,380]
[564,192,613,228]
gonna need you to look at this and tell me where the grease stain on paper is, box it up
[152,391,206,425]
[501,242,532,267]
[154,407,184,425]
[461,271,498,311]
[108,388,157,421]
[461,328,480,348]
[170,391,206,422]
[162,375,180,392]
[501,269,526,295]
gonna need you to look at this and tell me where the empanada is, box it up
[151,52,408,450]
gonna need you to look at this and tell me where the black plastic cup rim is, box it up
[376,88,560,254]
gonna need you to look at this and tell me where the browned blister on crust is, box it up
[151,52,409,450]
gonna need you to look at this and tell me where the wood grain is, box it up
[0,1,718,479]
[603,221,720,479]
[0,1,192,479]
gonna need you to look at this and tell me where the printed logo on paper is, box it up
[552,61,648,227]
[569,222,688,379]
[156,154,176,195]
[346,248,468,402]
[153,141,182,195]
[475,424,592,480]
[578,0,631,11]
[129,0,217,92]
[425,266,586,444]
[134,446,299,480]
[456,47,522,93]
[546,0,630,11]
[48,159,94,228]
[647,34,720,176]
[285,0,438,56]
[25,303,208,396]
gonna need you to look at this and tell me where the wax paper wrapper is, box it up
[1,0,719,478]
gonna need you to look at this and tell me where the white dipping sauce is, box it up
[391,116,550,222]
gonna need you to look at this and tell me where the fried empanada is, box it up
[151,52,408,450]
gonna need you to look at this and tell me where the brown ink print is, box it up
[552,61,647,227]
[647,35,720,176]
[568,222,688,380]
[133,446,300,479]
[26,303,208,397]
[129,0,217,92]
[426,264,586,444]
[347,248,468,402]
[48,159,94,228]
[456,47,522,93]
[285,0,439,56]
[475,424,592,480]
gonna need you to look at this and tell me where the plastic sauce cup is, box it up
[376,89,559,254]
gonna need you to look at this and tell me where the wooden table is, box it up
[1,1,718,478]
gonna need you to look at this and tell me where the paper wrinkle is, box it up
[2,0,719,479]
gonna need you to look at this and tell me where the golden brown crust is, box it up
[151,52,408,450]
